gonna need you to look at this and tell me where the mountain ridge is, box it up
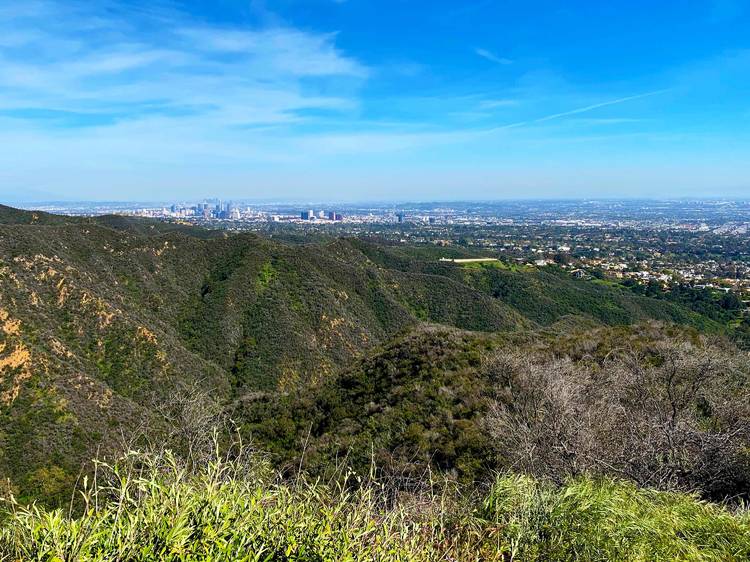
[0,205,728,503]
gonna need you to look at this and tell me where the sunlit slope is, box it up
[0,206,722,503]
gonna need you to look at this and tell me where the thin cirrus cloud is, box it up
[0,1,746,201]
[474,48,513,65]
[479,99,520,109]
[0,1,367,130]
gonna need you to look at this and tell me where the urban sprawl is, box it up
[27,199,750,303]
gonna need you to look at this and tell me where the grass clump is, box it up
[0,449,748,561]
[0,447,488,561]
[484,474,750,561]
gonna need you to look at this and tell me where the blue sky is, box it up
[1,0,749,202]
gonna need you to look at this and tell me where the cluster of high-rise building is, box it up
[300,209,343,221]
[137,200,351,224]
[167,200,242,220]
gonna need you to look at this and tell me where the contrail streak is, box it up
[488,89,670,132]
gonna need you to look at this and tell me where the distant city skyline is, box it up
[11,195,750,206]
[1,1,749,202]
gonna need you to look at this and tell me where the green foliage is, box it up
[353,241,722,331]
[0,449,489,561]
[624,280,743,323]
[243,322,750,497]
[242,326,504,483]
[1,449,747,561]
[484,474,750,561]
[0,206,737,506]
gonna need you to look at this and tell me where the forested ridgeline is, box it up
[0,205,746,509]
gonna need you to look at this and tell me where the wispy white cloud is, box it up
[175,27,367,77]
[478,98,520,109]
[0,1,367,129]
[572,117,646,126]
[1,1,742,201]
[474,48,512,65]
[489,89,669,131]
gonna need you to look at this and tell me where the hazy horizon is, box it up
[1,1,749,202]
[10,196,750,209]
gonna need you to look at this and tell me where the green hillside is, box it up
[242,322,750,499]
[0,206,734,504]
[351,239,721,329]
